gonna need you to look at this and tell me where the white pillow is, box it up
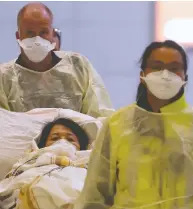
[0,108,103,180]
[29,108,103,144]
[58,108,103,143]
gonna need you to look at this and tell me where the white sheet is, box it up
[0,145,91,209]
[0,166,87,209]
[19,167,87,209]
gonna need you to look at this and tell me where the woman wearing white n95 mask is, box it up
[74,41,193,209]
[136,40,187,112]
[35,118,90,167]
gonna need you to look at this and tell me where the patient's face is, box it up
[46,124,80,149]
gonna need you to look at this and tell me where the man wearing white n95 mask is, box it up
[0,3,114,118]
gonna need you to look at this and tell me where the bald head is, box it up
[17,2,53,28]
[16,1,55,57]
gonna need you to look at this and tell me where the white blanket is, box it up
[9,166,86,209]
[0,145,91,209]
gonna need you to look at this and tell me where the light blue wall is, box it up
[0,1,192,109]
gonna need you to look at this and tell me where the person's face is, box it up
[16,9,54,42]
[46,124,80,150]
[141,47,185,80]
[53,35,60,51]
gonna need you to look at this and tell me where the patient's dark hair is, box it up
[38,118,89,150]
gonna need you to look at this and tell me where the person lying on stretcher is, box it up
[0,118,91,209]
[8,117,91,175]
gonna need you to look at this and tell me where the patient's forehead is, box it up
[50,124,69,133]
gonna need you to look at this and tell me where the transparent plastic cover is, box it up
[75,104,193,209]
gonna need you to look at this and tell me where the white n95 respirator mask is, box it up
[141,69,186,100]
[17,36,56,63]
[49,139,77,160]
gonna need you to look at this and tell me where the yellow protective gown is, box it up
[0,52,114,118]
[75,95,193,209]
